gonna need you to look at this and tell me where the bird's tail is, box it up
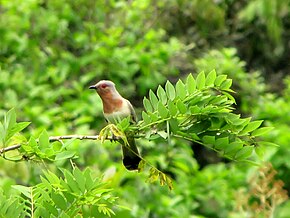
[122,137,141,171]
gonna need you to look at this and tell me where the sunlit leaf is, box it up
[196,71,206,90]
[205,70,216,86]
[175,80,186,100]
[251,127,274,137]
[186,74,196,94]
[157,85,167,104]
[165,81,176,100]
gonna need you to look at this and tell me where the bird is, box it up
[89,80,141,170]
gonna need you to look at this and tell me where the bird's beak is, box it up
[89,85,97,90]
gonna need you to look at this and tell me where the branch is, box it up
[0,134,111,154]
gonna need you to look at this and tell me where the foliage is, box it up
[1,0,290,217]
[0,72,277,216]
[140,72,270,162]
[0,167,117,217]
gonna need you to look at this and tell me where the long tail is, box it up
[122,137,141,171]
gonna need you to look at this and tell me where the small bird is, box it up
[89,80,141,170]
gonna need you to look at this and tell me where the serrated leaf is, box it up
[186,74,196,94]
[175,80,187,100]
[251,127,273,137]
[205,70,216,86]
[165,81,176,100]
[196,71,206,90]
[149,90,159,110]
[157,102,169,118]
[235,146,254,160]
[157,85,167,104]
[143,97,153,113]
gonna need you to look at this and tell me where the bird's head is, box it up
[89,80,118,98]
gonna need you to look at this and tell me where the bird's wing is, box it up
[126,100,137,123]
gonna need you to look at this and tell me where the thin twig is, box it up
[0,134,117,154]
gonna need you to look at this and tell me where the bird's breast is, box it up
[104,104,131,123]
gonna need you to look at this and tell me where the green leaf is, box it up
[51,193,67,210]
[39,130,50,149]
[235,146,254,160]
[157,102,169,119]
[157,85,167,104]
[168,100,178,116]
[205,70,217,86]
[186,74,196,94]
[143,97,153,113]
[5,108,16,130]
[240,120,263,135]
[63,169,80,193]
[220,79,232,90]
[196,71,206,90]
[258,141,279,147]
[221,91,236,104]
[190,105,201,114]
[7,122,31,140]
[202,135,215,145]
[175,80,187,100]
[149,90,159,110]
[176,100,187,114]
[251,127,274,137]
[73,168,86,193]
[84,168,95,190]
[12,185,31,198]
[55,151,75,161]
[255,146,265,160]
[215,75,227,86]
[165,80,176,100]
[43,201,59,217]
[224,141,244,156]
[142,111,151,124]
[215,137,229,150]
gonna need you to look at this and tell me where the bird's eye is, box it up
[101,84,107,89]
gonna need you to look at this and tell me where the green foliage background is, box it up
[0,0,290,217]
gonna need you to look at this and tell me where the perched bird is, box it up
[89,80,141,170]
